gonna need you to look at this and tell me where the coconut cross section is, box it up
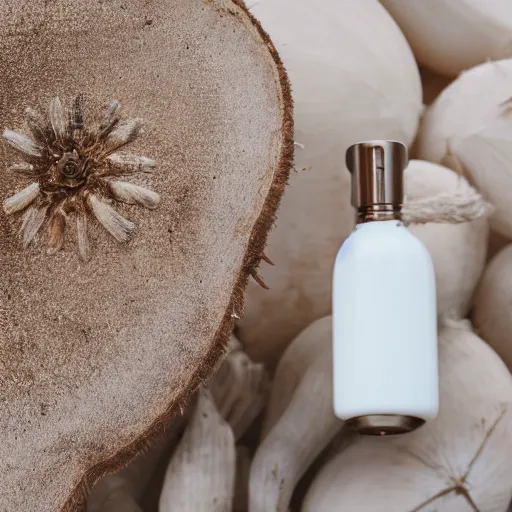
[0,0,293,511]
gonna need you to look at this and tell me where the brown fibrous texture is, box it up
[57,1,293,510]
[0,0,293,511]
[2,96,160,261]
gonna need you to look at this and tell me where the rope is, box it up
[402,190,494,225]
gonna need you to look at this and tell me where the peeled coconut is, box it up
[240,0,422,365]
[208,334,269,441]
[303,320,512,512]
[405,160,489,319]
[417,59,512,240]
[473,244,512,371]
[380,0,512,77]
[249,316,342,512]
[0,1,292,511]
[261,316,333,437]
[159,389,236,512]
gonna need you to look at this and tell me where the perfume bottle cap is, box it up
[346,140,408,216]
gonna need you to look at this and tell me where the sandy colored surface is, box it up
[0,1,292,510]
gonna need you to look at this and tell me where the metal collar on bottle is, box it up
[345,140,408,223]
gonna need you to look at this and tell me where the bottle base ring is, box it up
[346,414,425,436]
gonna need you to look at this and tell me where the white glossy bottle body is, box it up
[333,220,438,422]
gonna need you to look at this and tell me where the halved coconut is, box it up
[0,1,292,511]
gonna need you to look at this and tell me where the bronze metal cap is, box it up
[346,414,425,436]
[346,140,408,221]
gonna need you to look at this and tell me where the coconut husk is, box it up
[0,1,293,511]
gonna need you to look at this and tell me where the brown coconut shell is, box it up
[0,1,293,510]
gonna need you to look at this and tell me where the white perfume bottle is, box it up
[333,140,438,435]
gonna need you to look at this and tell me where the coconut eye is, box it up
[57,153,83,181]
[62,160,79,178]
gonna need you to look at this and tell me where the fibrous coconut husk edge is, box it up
[59,1,293,510]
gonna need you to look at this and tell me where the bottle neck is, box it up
[356,204,402,224]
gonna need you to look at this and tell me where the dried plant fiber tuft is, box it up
[0,1,293,511]
[404,160,490,320]
[417,59,512,239]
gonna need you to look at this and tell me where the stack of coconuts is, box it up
[89,0,512,511]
